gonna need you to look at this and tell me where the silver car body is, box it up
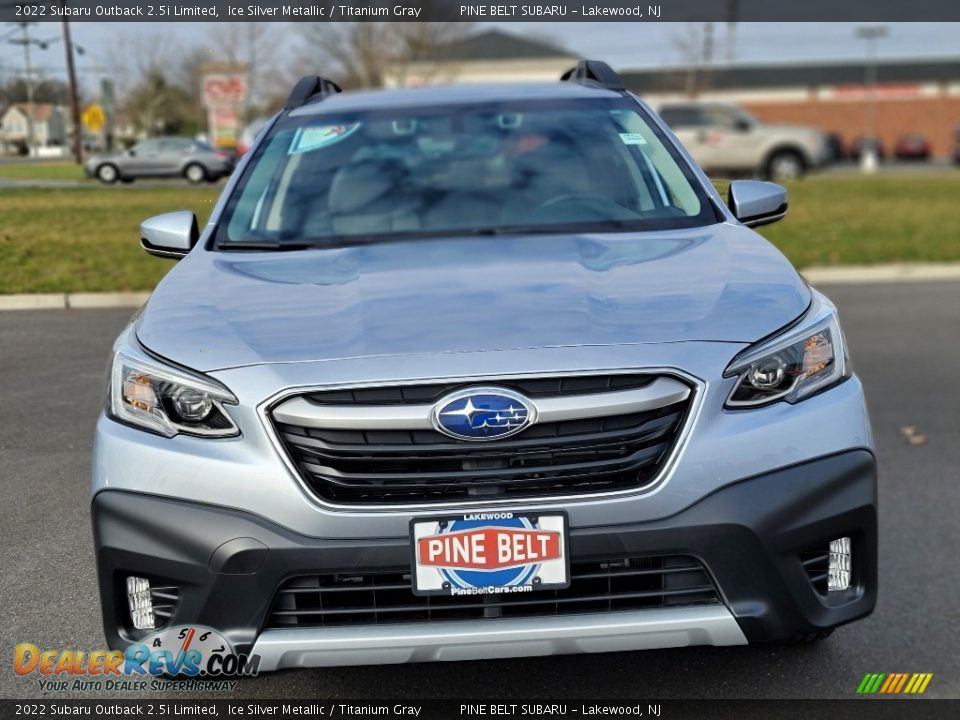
[91,83,874,669]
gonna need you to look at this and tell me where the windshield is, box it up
[218,97,718,248]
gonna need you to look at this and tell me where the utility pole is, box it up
[702,22,715,66]
[856,25,888,174]
[725,0,739,63]
[61,12,83,163]
[8,23,38,155]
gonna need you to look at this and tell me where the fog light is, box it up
[127,576,155,629]
[828,537,851,591]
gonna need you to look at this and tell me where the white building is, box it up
[1,103,68,153]
[386,30,575,88]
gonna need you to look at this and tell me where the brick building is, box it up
[624,58,960,159]
[388,28,960,160]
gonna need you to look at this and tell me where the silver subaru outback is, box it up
[91,62,876,673]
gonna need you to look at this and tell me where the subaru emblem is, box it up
[432,387,536,441]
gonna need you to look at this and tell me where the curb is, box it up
[803,263,960,284]
[0,292,150,311]
[1,264,959,311]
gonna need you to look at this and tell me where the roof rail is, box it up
[284,75,343,110]
[560,60,625,91]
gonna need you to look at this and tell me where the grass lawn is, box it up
[0,186,218,293]
[760,175,960,267]
[1,175,959,294]
[0,161,87,181]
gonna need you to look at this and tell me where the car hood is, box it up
[137,223,810,372]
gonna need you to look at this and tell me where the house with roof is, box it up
[0,103,68,153]
[386,29,575,87]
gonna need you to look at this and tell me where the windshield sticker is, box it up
[619,133,648,146]
[289,123,360,154]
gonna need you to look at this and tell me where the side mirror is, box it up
[127,149,136,157]
[140,211,199,259]
[734,118,752,133]
[727,180,787,228]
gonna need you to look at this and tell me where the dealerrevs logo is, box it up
[14,625,260,690]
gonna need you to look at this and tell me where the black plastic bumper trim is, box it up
[91,449,877,653]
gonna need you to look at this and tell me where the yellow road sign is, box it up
[81,104,106,132]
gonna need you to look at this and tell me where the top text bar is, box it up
[2,0,960,23]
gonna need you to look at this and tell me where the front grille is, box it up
[301,375,658,406]
[266,555,719,628]
[272,374,692,505]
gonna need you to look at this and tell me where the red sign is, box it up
[202,75,248,107]
[418,528,561,571]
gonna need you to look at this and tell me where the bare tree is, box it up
[102,27,180,101]
[673,22,716,97]
[296,22,473,89]
[124,68,196,136]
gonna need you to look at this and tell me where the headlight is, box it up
[108,348,239,438]
[725,301,848,408]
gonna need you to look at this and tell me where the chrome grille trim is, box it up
[272,377,690,430]
[258,369,704,512]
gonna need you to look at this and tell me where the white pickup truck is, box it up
[658,101,829,181]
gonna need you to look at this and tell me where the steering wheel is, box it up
[531,193,636,223]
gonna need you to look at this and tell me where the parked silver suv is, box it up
[659,101,829,180]
[91,63,876,674]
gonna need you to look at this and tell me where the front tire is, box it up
[184,163,207,185]
[764,150,806,182]
[96,164,120,184]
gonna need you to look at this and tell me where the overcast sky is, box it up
[2,21,958,94]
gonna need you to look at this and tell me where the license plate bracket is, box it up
[410,511,569,597]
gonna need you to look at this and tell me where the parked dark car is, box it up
[894,134,931,161]
[824,133,845,162]
[236,117,269,156]
[953,125,960,165]
[85,136,234,184]
[849,136,886,162]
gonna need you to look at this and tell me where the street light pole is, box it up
[855,25,888,174]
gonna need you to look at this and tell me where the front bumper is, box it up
[92,449,877,667]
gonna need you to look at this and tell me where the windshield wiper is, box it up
[461,220,645,236]
[216,219,653,251]
[217,240,317,251]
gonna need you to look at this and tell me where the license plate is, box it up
[410,511,569,596]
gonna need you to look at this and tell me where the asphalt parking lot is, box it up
[1,281,958,700]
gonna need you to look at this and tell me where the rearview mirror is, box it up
[727,180,787,228]
[140,211,199,259]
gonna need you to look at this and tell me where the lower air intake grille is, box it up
[800,547,830,595]
[266,555,719,628]
[150,584,180,627]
